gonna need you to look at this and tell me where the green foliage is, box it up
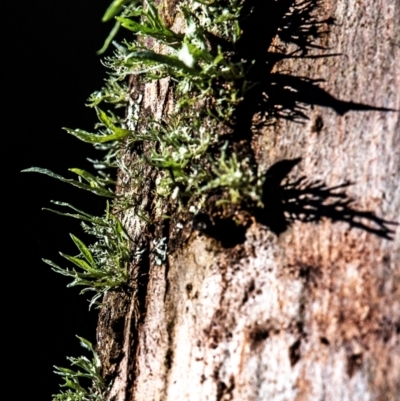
[64,108,131,144]
[105,0,245,118]
[24,0,260,304]
[87,80,129,108]
[53,337,105,401]
[102,0,134,22]
[43,201,132,309]
[202,146,262,205]
[96,0,258,205]
[192,0,243,42]
[22,167,116,198]
[97,0,141,55]
[23,0,265,398]
[116,0,183,45]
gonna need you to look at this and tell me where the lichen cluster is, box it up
[25,0,261,305]
[80,0,261,208]
[25,1,262,399]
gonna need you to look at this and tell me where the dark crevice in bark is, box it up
[249,326,270,349]
[289,339,302,366]
[346,353,363,377]
[163,217,171,302]
[123,137,160,400]
[136,248,151,325]
[192,212,250,248]
[125,248,151,401]
[162,319,176,400]
[216,376,235,401]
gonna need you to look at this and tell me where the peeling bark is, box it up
[98,1,400,400]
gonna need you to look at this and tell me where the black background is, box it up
[5,1,115,398]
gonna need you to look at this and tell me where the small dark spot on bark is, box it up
[289,339,301,366]
[248,279,255,292]
[216,376,235,401]
[193,213,211,232]
[204,321,223,349]
[111,316,125,342]
[296,321,304,334]
[216,381,227,401]
[167,321,174,335]
[325,16,336,25]
[186,283,193,293]
[193,212,249,248]
[242,279,255,304]
[213,366,220,380]
[320,337,330,345]
[249,326,270,348]
[312,115,324,133]
[242,292,248,305]
[212,218,249,248]
[251,329,269,341]
[200,374,206,383]
[347,353,363,377]
[299,265,310,279]
[165,348,173,370]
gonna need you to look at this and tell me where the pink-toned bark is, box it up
[99,1,400,400]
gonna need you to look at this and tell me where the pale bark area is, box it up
[98,1,400,400]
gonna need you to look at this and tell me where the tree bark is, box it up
[97,1,400,400]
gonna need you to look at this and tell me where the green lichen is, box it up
[25,0,263,303]
[97,0,259,206]
[25,2,263,399]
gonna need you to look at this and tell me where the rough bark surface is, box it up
[97,1,400,400]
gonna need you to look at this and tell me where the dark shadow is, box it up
[200,0,397,245]
[256,159,398,239]
[230,0,395,136]
[255,74,394,126]
[193,212,249,248]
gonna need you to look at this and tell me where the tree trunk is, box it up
[97,1,400,400]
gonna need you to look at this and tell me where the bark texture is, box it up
[98,1,400,400]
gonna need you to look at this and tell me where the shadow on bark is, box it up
[194,0,397,247]
[232,0,394,134]
[256,158,398,239]
[208,0,397,244]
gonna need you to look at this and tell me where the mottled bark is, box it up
[98,1,400,400]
